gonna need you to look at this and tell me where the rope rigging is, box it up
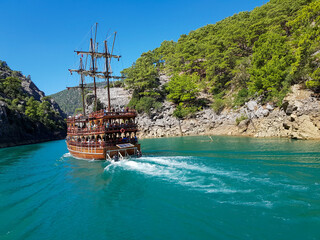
[67,24,124,114]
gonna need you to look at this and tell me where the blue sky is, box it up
[0,0,268,95]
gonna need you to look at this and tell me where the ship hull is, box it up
[67,142,141,160]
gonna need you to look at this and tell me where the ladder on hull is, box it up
[106,147,138,160]
[106,153,112,161]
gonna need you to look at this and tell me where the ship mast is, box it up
[80,58,86,116]
[90,37,97,110]
[68,24,123,115]
[67,57,91,116]
[108,32,117,111]
[104,40,111,111]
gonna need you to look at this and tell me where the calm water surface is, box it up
[0,136,319,240]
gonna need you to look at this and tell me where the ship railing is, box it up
[88,109,137,119]
[68,140,137,148]
[106,153,112,161]
[67,125,138,134]
[67,127,106,134]
[67,141,105,148]
[67,110,137,123]
[66,115,88,123]
[67,138,137,146]
[105,139,137,145]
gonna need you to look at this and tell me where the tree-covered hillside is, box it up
[0,60,67,147]
[49,81,124,115]
[0,60,66,130]
[49,87,82,116]
[122,0,320,117]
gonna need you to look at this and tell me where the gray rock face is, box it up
[0,103,65,148]
[238,119,250,133]
[159,73,171,86]
[0,67,45,101]
[250,86,320,139]
[284,103,298,116]
[89,82,320,140]
[266,103,274,111]
[255,107,269,118]
[98,87,131,108]
[50,98,67,118]
[85,87,131,114]
[134,84,320,140]
[21,78,45,101]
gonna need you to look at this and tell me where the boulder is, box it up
[238,119,250,133]
[246,100,258,111]
[285,104,298,116]
[255,107,269,118]
[266,103,274,111]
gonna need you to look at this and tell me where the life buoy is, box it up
[120,128,125,133]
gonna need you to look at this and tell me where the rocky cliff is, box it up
[85,87,131,113]
[0,102,66,147]
[94,84,320,140]
[0,61,66,148]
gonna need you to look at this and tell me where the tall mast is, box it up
[105,40,111,111]
[90,38,97,111]
[80,58,86,116]
[69,26,124,115]
[89,23,98,111]
[105,32,117,111]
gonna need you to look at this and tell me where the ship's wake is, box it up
[104,156,252,194]
[103,155,311,208]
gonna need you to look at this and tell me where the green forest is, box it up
[122,0,320,118]
[49,82,120,115]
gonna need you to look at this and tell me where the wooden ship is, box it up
[66,24,141,160]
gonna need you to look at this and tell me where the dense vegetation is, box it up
[49,87,82,115]
[0,60,65,130]
[121,0,320,117]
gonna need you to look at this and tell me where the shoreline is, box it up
[2,131,320,150]
[0,136,66,149]
[138,132,320,141]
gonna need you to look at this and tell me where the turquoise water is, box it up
[0,136,320,240]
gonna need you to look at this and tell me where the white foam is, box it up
[104,157,252,194]
[206,189,253,194]
[63,152,71,158]
[62,152,99,162]
[104,160,122,171]
[140,156,249,182]
[120,160,175,178]
[140,156,212,173]
[250,177,309,192]
[217,200,274,208]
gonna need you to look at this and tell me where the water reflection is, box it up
[0,144,43,171]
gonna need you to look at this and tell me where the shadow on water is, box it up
[59,153,113,190]
[0,144,43,170]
